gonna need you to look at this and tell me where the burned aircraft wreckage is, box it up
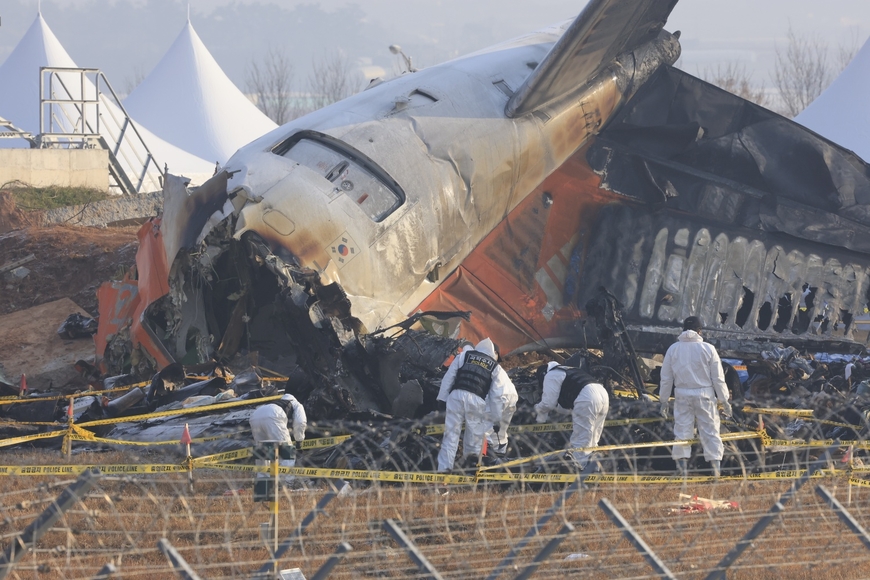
[6,0,870,476]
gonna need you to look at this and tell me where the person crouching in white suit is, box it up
[436,338,515,472]
[534,360,609,469]
[250,393,307,484]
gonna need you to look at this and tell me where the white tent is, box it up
[124,20,278,165]
[795,35,870,162]
[0,12,75,146]
[0,12,214,183]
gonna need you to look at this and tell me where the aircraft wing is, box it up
[506,0,679,117]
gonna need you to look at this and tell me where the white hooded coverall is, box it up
[534,361,609,467]
[250,394,307,479]
[436,339,516,471]
[659,330,730,461]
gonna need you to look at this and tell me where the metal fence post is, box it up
[705,449,833,580]
[157,539,202,580]
[599,498,676,579]
[310,542,353,580]
[252,490,337,577]
[816,485,870,551]
[512,523,575,580]
[383,518,445,580]
[487,459,597,580]
[0,468,100,580]
[92,562,117,579]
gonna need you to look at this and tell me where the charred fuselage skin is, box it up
[204,29,681,333]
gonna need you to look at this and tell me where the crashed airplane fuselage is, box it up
[96,0,682,372]
[96,0,870,379]
[179,4,678,333]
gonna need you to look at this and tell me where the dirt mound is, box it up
[0,191,39,233]
[0,225,139,316]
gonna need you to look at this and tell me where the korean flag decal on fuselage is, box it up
[327,231,360,268]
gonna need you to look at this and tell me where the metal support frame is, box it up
[310,542,353,580]
[38,66,163,194]
[487,459,597,580]
[253,491,337,577]
[816,485,870,551]
[599,498,676,579]
[512,523,575,580]
[0,468,101,580]
[705,450,833,580]
[157,539,202,580]
[383,518,445,580]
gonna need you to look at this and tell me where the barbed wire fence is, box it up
[2,419,870,580]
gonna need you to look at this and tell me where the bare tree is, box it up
[700,63,767,107]
[772,26,831,118]
[307,50,362,112]
[124,65,146,96]
[246,48,295,125]
[836,27,862,72]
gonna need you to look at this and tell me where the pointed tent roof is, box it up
[796,34,870,162]
[0,13,75,136]
[124,21,278,165]
[0,13,213,179]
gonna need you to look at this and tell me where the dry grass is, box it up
[0,449,868,578]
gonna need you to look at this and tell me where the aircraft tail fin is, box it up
[506,0,679,117]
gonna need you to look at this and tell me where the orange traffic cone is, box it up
[19,374,27,397]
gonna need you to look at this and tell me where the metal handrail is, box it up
[39,67,164,193]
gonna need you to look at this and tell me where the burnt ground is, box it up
[0,224,139,317]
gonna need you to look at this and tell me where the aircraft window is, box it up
[277,135,404,222]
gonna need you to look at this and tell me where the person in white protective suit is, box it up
[436,338,516,472]
[250,394,307,483]
[659,316,732,477]
[534,360,609,468]
[485,344,518,456]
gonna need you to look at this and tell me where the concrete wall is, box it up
[0,149,108,190]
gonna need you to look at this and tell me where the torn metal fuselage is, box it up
[95,20,681,377]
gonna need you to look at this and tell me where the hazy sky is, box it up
[1,0,869,97]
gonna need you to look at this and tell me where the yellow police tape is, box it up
[75,395,283,427]
[0,464,188,476]
[744,407,815,418]
[300,435,352,449]
[849,476,870,488]
[199,463,844,485]
[483,431,762,471]
[67,424,249,447]
[422,416,664,436]
[764,439,870,451]
[0,384,150,406]
[0,430,66,448]
[0,461,849,484]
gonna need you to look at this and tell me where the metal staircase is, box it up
[0,116,36,147]
[38,67,163,194]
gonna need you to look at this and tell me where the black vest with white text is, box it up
[451,350,497,398]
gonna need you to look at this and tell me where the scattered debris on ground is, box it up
[0,225,138,316]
